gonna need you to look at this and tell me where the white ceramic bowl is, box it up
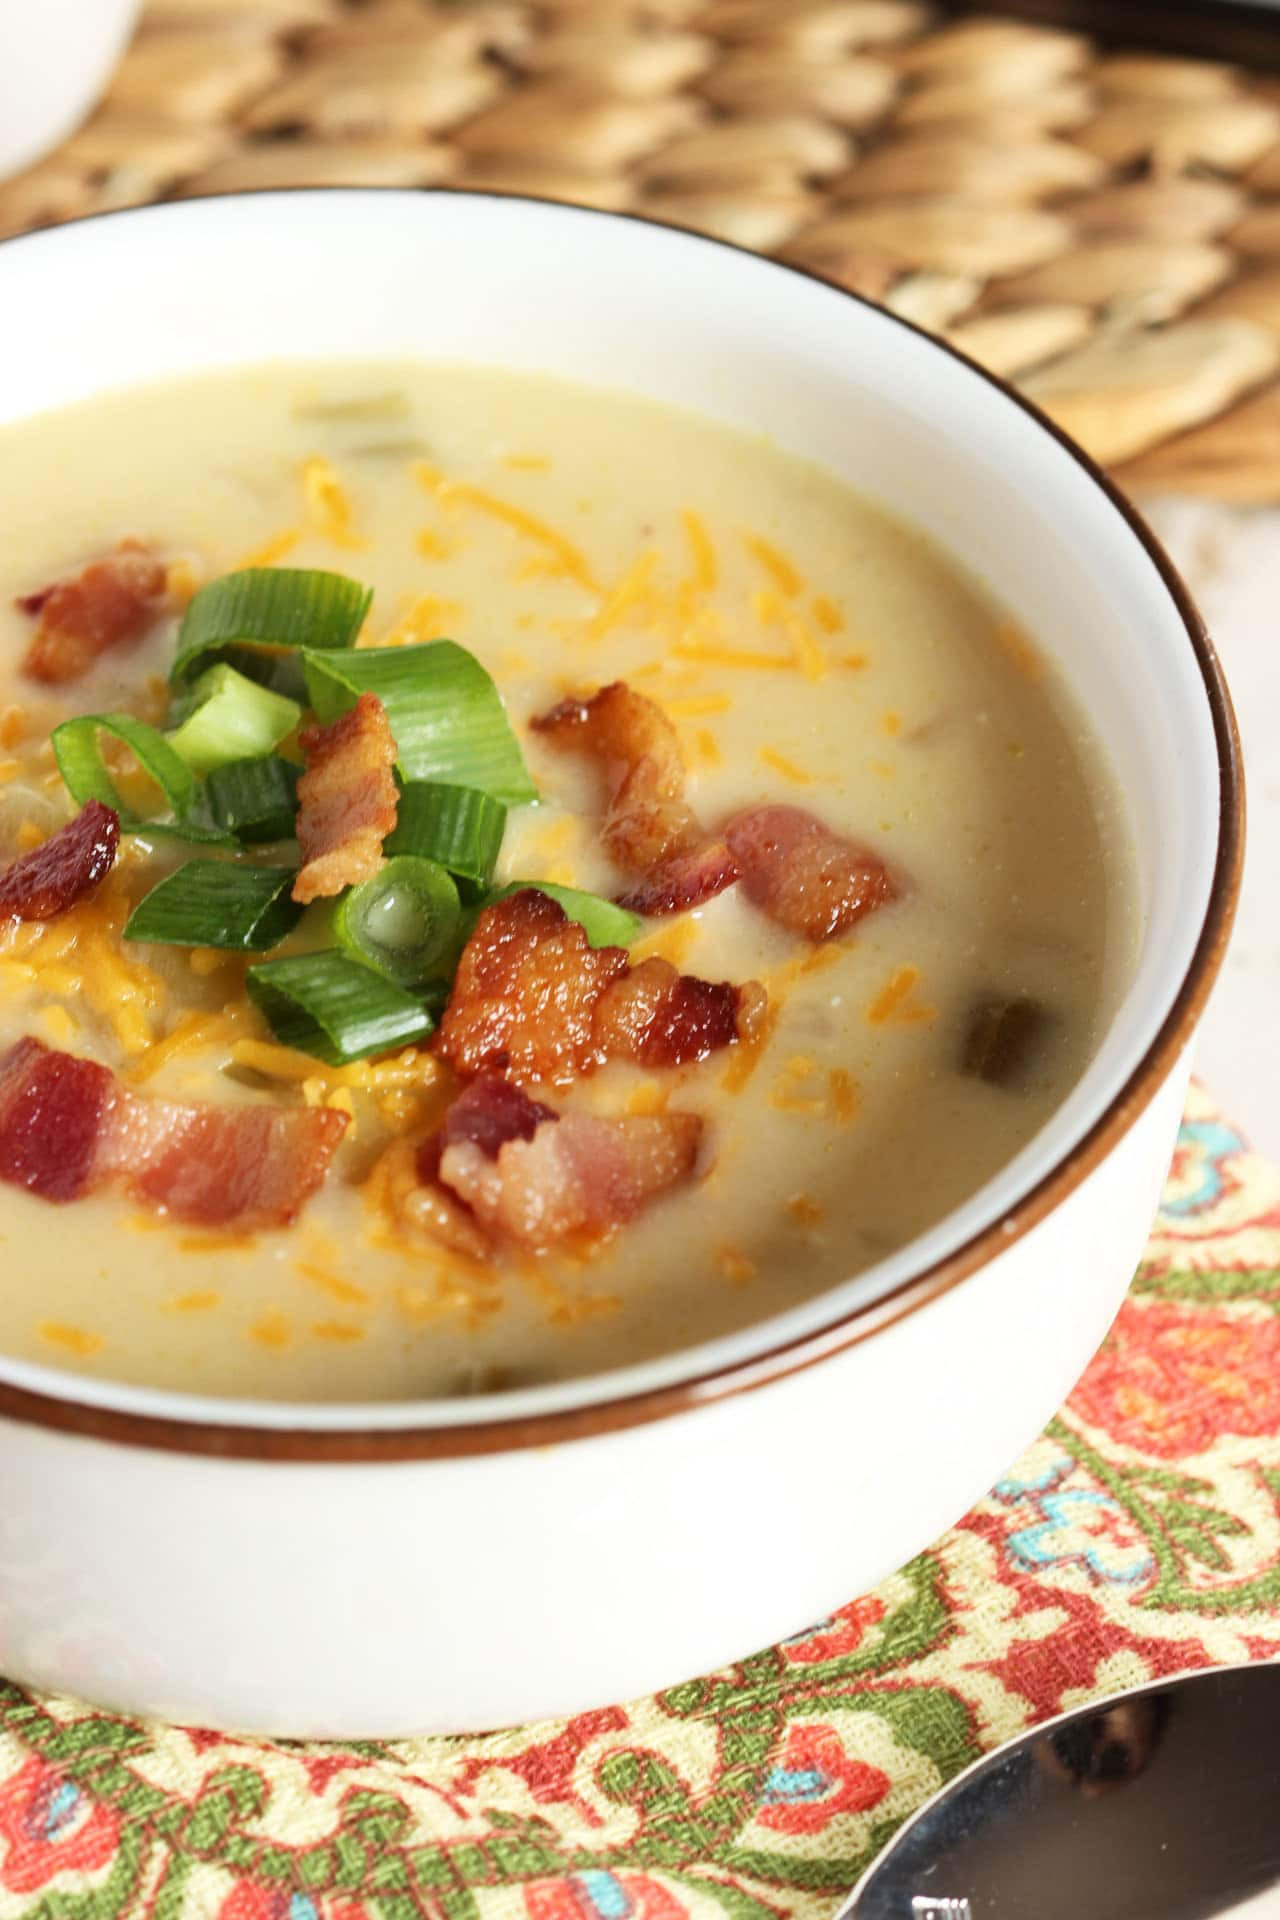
[0,0,141,180]
[0,192,1241,1738]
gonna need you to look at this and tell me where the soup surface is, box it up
[0,363,1127,1401]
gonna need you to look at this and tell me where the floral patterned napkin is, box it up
[1,1081,1278,1920]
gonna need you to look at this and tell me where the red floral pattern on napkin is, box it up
[2,1084,1279,1920]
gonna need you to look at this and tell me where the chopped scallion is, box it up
[125,861,301,951]
[172,567,372,691]
[304,640,537,807]
[51,713,232,845]
[246,951,435,1064]
[333,854,461,990]
[166,664,300,776]
[206,754,301,844]
[386,782,506,895]
[481,881,642,949]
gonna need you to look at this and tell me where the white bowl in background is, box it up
[0,192,1243,1737]
[0,0,141,180]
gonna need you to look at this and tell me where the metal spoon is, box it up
[840,1661,1280,1919]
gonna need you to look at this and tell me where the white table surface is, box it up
[1144,498,1280,1162]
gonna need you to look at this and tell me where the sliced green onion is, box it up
[304,641,537,808]
[386,783,506,895]
[166,664,300,776]
[172,568,372,691]
[51,713,233,845]
[481,881,642,949]
[334,855,461,991]
[206,754,301,844]
[246,951,434,1065]
[125,861,301,951]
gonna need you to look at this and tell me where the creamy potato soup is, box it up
[0,363,1128,1401]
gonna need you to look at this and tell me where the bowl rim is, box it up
[0,187,1245,1462]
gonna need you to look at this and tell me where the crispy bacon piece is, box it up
[404,1074,559,1258]
[724,804,898,942]
[440,1107,702,1250]
[0,1041,113,1202]
[0,1037,347,1228]
[418,1073,558,1178]
[615,838,740,917]
[435,888,629,1085]
[434,889,763,1085]
[0,801,118,922]
[293,691,399,905]
[532,682,739,915]
[17,540,168,685]
[594,957,765,1068]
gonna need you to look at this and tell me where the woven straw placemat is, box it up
[9,0,1280,500]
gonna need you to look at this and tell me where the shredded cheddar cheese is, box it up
[672,639,793,672]
[745,533,803,599]
[415,528,454,561]
[881,710,902,737]
[583,551,659,641]
[0,707,27,749]
[625,1079,671,1117]
[415,466,601,594]
[37,1005,78,1048]
[177,1232,256,1255]
[311,1320,364,1344]
[39,1322,103,1357]
[302,456,367,550]
[166,558,201,607]
[787,1193,825,1226]
[167,1291,222,1314]
[716,1246,756,1286]
[525,1264,622,1329]
[296,1261,370,1307]
[373,593,465,648]
[680,509,718,596]
[867,965,937,1027]
[239,527,302,569]
[125,1008,253,1086]
[693,727,722,768]
[0,870,169,1057]
[631,915,700,969]
[811,595,844,635]
[661,693,731,719]
[503,453,551,472]
[755,588,827,681]
[249,1310,292,1351]
[758,746,813,786]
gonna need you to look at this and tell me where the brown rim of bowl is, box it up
[0,188,1246,1463]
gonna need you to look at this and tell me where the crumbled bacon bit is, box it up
[0,1040,113,1202]
[17,540,169,685]
[725,804,898,942]
[427,1072,558,1169]
[615,838,740,917]
[533,681,693,870]
[435,889,630,1086]
[0,801,119,923]
[293,691,399,905]
[0,1037,347,1228]
[434,889,764,1086]
[440,1108,702,1250]
[594,958,761,1069]
[532,681,738,915]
